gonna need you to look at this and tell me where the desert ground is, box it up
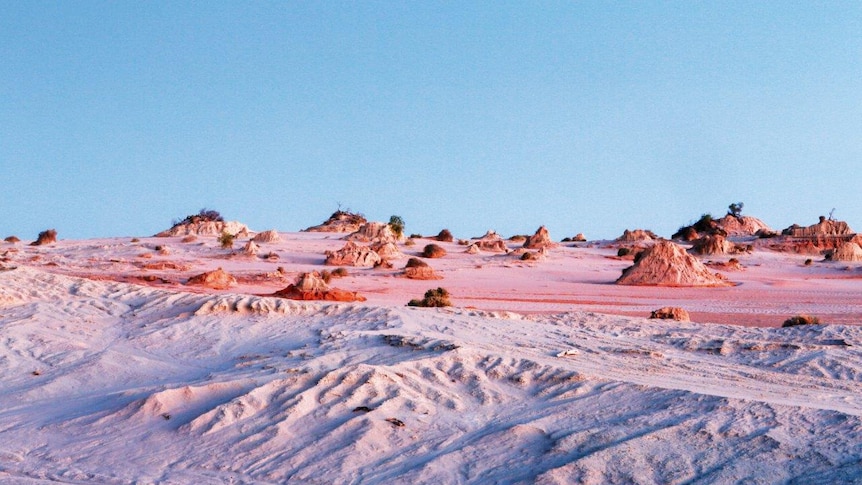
[1,214,860,483]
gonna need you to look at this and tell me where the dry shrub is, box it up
[404,238,416,247]
[31,229,57,246]
[422,244,447,258]
[4,236,20,243]
[332,267,349,278]
[405,257,428,268]
[408,287,452,307]
[436,229,454,242]
[520,251,539,261]
[181,235,197,243]
[219,231,235,249]
[782,314,821,327]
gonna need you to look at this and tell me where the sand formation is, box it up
[435,229,454,242]
[829,239,862,262]
[371,242,403,260]
[616,229,659,243]
[252,230,282,243]
[715,214,773,237]
[402,257,441,280]
[347,222,399,244]
[689,234,748,256]
[324,241,382,267]
[271,272,365,302]
[422,244,447,258]
[186,268,236,290]
[157,220,249,238]
[783,216,854,237]
[523,226,556,249]
[649,307,691,322]
[472,230,508,252]
[240,240,259,256]
[304,210,367,233]
[617,241,732,287]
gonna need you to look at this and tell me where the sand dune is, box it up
[1,230,861,483]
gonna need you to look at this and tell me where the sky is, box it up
[2,2,861,240]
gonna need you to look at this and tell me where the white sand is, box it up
[0,232,860,483]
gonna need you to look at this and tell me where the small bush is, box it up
[409,233,423,239]
[320,270,333,284]
[219,231,235,249]
[804,258,813,266]
[408,287,452,307]
[388,215,405,239]
[31,229,58,246]
[405,257,428,268]
[617,247,631,257]
[181,235,197,243]
[520,251,539,261]
[130,238,140,243]
[436,229,454,242]
[332,267,349,278]
[4,236,20,243]
[782,314,821,327]
[404,238,416,247]
[422,243,447,258]
[174,208,223,227]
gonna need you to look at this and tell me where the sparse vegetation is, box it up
[388,215,405,239]
[174,208,224,227]
[520,251,539,261]
[4,236,20,243]
[31,229,57,246]
[422,244,447,258]
[436,229,454,242]
[219,231,235,249]
[181,235,197,243]
[782,314,821,327]
[409,233,423,239]
[408,287,452,307]
[804,258,813,266]
[130,238,140,243]
[404,238,416,247]
[332,267,349,278]
[728,202,744,218]
[617,247,632,257]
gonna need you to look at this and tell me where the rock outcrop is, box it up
[304,210,368,233]
[649,307,691,322]
[347,222,399,244]
[783,216,854,237]
[421,244,447,258]
[157,221,249,238]
[252,230,281,243]
[186,268,236,290]
[402,257,441,280]
[324,241,382,267]
[271,272,365,302]
[616,241,732,287]
[472,231,508,252]
[523,226,556,250]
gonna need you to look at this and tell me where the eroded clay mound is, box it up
[616,229,659,243]
[783,217,854,237]
[252,230,282,243]
[689,234,747,256]
[523,226,556,250]
[714,215,773,237]
[402,257,441,280]
[186,268,236,290]
[324,241,381,267]
[472,230,508,252]
[649,307,691,322]
[272,272,365,302]
[347,222,399,244]
[830,240,862,262]
[304,210,367,233]
[157,221,250,238]
[616,241,732,287]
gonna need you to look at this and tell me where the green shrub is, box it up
[408,287,452,307]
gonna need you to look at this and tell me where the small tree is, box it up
[389,215,405,239]
[728,202,744,218]
[408,287,452,307]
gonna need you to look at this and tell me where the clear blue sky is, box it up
[2,2,861,240]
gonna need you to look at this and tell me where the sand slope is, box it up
[1,267,860,483]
